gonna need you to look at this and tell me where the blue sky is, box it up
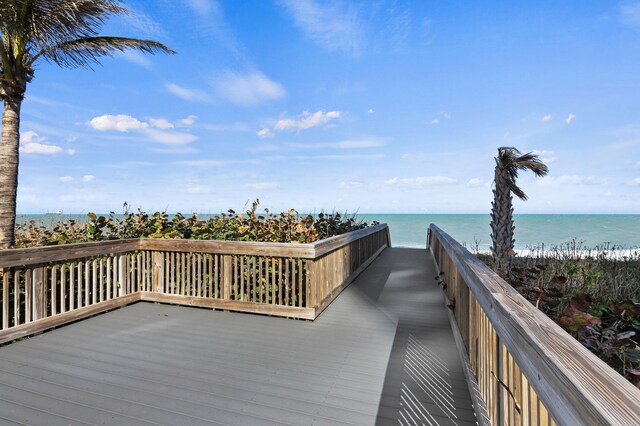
[15,0,640,214]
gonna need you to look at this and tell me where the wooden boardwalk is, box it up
[0,248,476,426]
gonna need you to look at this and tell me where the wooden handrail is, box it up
[0,223,389,268]
[429,224,640,425]
[0,239,140,268]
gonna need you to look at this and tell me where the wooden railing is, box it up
[428,224,640,426]
[0,224,389,344]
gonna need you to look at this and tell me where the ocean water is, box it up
[16,214,640,250]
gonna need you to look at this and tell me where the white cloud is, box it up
[531,149,558,164]
[401,153,425,161]
[178,115,197,126]
[185,0,216,16]
[88,114,148,132]
[541,175,604,186]
[274,110,341,132]
[467,178,483,187]
[565,113,576,124]
[384,176,458,188]
[67,148,76,155]
[177,159,231,167]
[621,3,640,27]
[367,108,374,114]
[335,138,384,148]
[245,182,280,190]
[277,0,364,55]
[59,176,73,182]
[165,83,211,102]
[19,131,66,155]
[82,175,95,182]
[542,114,552,122]
[430,111,450,125]
[88,114,198,145]
[119,50,153,69]
[213,71,285,107]
[142,128,197,145]
[148,118,174,129]
[185,182,212,194]
[339,181,364,188]
[257,128,274,139]
[629,177,640,186]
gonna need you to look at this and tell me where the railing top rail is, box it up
[0,239,140,268]
[311,223,388,258]
[429,224,640,425]
[0,224,389,267]
[139,238,317,258]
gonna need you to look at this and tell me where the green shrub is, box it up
[15,200,375,247]
[476,243,640,387]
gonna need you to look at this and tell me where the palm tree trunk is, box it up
[0,98,21,249]
[490,170,515,272]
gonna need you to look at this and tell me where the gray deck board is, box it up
[0,248,476,425]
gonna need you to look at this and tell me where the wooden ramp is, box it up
[0,248,476,425]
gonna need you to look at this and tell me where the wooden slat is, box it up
[33,267,44,321]
[2,270,8,329]
[25,268,32,323]
[0,239,140,268]
[139,238,316,259]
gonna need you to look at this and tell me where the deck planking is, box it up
[0,247,475,425]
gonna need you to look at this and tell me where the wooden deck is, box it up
[0,248,476,425]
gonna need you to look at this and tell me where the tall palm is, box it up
[490,147,548,271]
[0,0,174,248]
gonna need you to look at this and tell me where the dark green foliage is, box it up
[14,200,374,247]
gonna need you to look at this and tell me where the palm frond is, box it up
[37,36,174,68]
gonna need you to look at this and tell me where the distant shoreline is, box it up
[15,213,640,250]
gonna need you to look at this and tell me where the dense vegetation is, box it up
[14,201,373,248]
[477,242,640,387]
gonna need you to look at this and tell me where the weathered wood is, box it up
[139,238,316,258]
[312,224,387,258]
[222,255,232,300]
[2,270,8,328]
[152,251,164,294]
[313,244,386,318]
[429,224,640,426]
[0,293,141,345]
[33,267,44,320]
[0,239,140,268]
[139,292,315,320]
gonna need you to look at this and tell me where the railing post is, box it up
[152,252,164,293]
[222,255,232,300]
[33,266,45,320]
[306,260,316,311]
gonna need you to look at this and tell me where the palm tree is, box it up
[490,147,548,271]
[0,0,174,248]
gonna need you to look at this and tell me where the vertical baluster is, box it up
[92,260,98,305]
[197,254,202,298]
[60,265,67,313]
[84,260,90,307]
[2,270,9,329]
[298,258,304,307]
[284,259,290,306]
[14,270,20,326]
[106,257,112,300]
[25,268,32,323]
